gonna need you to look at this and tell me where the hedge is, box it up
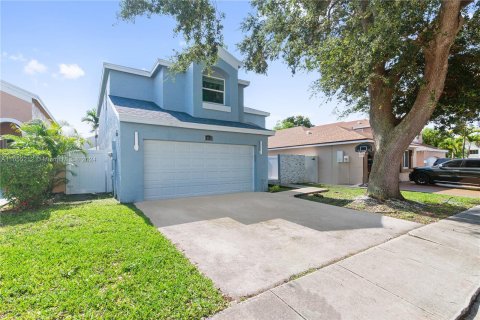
[0,149,53,209]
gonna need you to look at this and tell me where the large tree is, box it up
[119,0,478,200]
[274,115,314,130]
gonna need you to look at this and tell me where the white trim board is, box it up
[202,102,231,112]
[244,107,270,117]
[218,47,243,69]
[118,114,274,136]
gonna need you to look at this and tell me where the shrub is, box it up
[0,149,53,209]
[269,185,281,193]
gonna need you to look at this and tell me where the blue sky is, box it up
[1,0,364,136]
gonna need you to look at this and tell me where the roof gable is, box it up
[0,80,56,123]
[97,48,247,114]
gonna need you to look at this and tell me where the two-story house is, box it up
[97,48,272,203]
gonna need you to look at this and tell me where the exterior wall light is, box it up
[134,131,139,151]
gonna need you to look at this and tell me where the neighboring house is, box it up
[0,80,56,148]
[268,119,447,185]
[97,48,273,203]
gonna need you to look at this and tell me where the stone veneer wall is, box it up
[278,154,306,184]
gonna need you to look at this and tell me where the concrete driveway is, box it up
[136,192,420,300]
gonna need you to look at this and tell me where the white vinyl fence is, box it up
[66,150,112,195]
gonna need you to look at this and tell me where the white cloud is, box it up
[58,63,85,79]
[9,53,27,62]
[24,59,47,75]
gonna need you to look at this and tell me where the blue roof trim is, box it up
[109,95,268,131]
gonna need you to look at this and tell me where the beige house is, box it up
[0,80,56,147]
[268,119,447,185]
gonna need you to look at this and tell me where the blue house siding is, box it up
[244,113,266,128]
[97,97,122,197]
[116,122,268,203]
[109,70,154,102]
[160,70,186,112]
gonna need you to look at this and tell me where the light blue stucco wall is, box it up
[104,58,265,127]
[109,70,154,102]
[116,121,268,203]
[97,98,121,197]
[244,113,266,128]
[187,60,242,122]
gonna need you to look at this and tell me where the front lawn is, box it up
[300,184,480,224]
[0,198,226,319]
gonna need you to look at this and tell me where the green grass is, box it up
[268,184,293,193]
[300,184,480,224]
[0,198,226,319]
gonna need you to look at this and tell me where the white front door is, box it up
[143,140,254,200]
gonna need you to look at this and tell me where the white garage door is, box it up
[144,140,254,200]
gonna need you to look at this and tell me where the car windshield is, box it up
[442,160,463,168]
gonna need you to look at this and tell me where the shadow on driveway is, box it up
[136,192,421,300]
[136,192,415,232]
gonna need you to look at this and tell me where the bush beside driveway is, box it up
[0,198,226,319]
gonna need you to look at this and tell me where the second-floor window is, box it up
[202,75,224,104]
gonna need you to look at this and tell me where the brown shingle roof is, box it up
[269,119,373,149]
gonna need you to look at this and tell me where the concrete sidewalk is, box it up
[212,206,480,320]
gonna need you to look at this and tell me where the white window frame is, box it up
[402,150,410,169]
[202,75,225,105]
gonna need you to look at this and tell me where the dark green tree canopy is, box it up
[120,0,478,120]
[273,115,314,130]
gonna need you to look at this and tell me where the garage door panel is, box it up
[144,140,254,200]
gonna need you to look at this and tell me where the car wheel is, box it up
[414,173,430,185]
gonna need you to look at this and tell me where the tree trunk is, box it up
[366,0,467,200]
[368,147,403,200]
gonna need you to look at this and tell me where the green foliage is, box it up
[0,149,53,209]
[120,0,477,118]
[81,108,99,133]
[2,120,85,159]
[422,127,480,158]
[403,6,480,130]
[422,128,448,148]
[82,108,99,149]
[1,120,85,193]
[118,0,224,72]
[273,115,313,130]
[268,185,281,192]
[0,199,227,318]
